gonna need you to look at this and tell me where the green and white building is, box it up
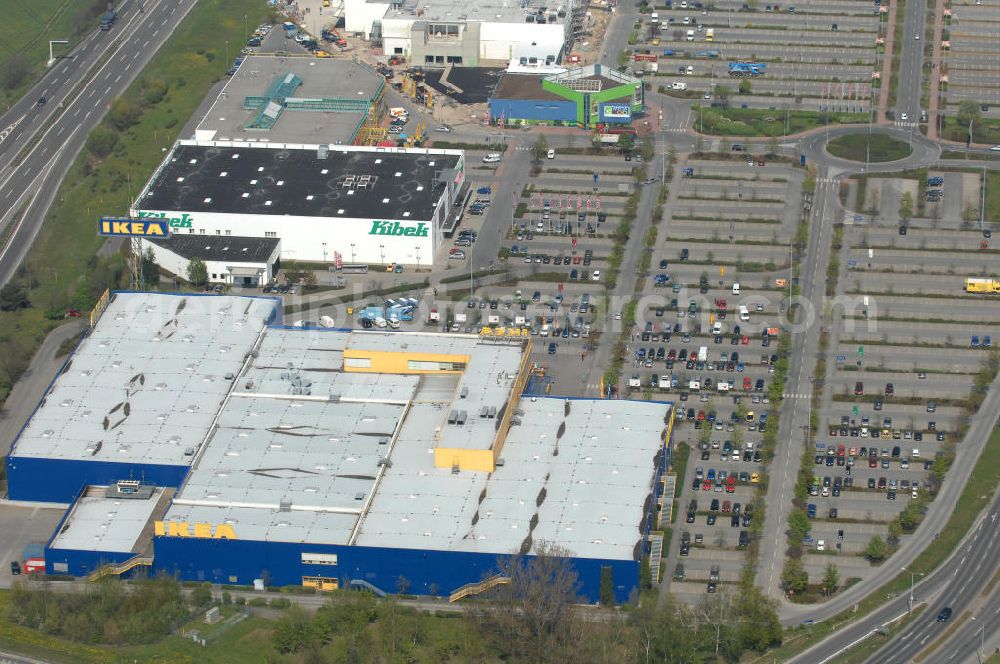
[133,141,466,268]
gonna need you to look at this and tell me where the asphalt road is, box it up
[0,320,85,457]
[0,0,199,288]
[893,0,927,125]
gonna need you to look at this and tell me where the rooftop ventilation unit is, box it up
[480,406,489,418]
[354,492,366,501]
[460,385,469,398]
[448,410,458,424]
[455,410,468,425]
[496,457,506,466]
[317,144,329,160]
[279,500,292,512]
[378,437,389,445]
[488,406,497,418]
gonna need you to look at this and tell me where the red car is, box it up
[743,377,752,391]
[869,456,878,468]
[837,444,846,457]
[697,410,706,421]
[725,476,736,493]
[855,381,864,395]
[702,479,713,491]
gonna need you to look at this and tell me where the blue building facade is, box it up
[6,456,191,503]
[152,535,639,603]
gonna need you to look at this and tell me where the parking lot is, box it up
[941,2,1000,120]
[633,0,880,112]
[626,152,809,601]
[800,167,999,586]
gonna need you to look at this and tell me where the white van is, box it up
[547,148,556,159]
[650,11,659,23]
[540,323,550,336]
[732,282,741,295]
[671,81,687,91]
[712,321,723,335]
[698,346,708,362]
[483,153,502,163]
[738,304,750,321]
[686,29,695,40]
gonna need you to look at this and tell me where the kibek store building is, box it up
[132,141,466,266]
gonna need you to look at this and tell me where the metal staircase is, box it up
[348,578,387,597]
[87,555,153,581]
[648,533,664,584]
[659,472,676,526]
[448,575,511,602]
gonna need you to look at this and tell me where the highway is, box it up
[893,0,928,126]
[0,0,199,288]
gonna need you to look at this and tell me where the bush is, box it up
[86,125,119,159]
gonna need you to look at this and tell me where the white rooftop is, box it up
[23,294,668,562]
[50,488,167,553]
[11,293,278,465]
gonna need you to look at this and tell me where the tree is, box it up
[86,125,119,159]
[108,96,143,131]
[272,605,318,654]
[140,76,168,105]
[767,135,780,156]
[864,535,888,562]
[1,54,29,91]
[189,586,213,607]
[956,100,982,129]
[599,566,615,606]
[781,559,808,595]
[738,78,752,94]
[141,247,159,288]
[531,134,550,162]
[186,257,208,286]
[787,509,812,544]
[477,541,582,663]
[0,282,30,311]
[887,518,903,545]
[899,191,914,222]
[821,562,840,596]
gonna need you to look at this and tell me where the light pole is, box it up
[322,242,327,265]
[351,243,356,263]
[902,567,923,614]
[415,246,421,271]
[380,244,385,265]
[971,615,985,663]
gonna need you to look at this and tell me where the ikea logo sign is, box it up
[154,521,236,539]
[99,217,170,238]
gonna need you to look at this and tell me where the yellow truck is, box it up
[965,277,1000,293]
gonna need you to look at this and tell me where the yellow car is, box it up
[323,0,331,6]
[881,429,892,439]
[750,472,760,484]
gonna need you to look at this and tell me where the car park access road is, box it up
[0,0,199,289]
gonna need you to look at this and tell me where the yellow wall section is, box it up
[434,448,496,472]
[343,349,471,374]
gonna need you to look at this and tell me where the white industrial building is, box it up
[132,141,466,267]
[345,0,579,66]
[145,235,281,287]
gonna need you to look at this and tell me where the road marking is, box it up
[56,126,64,136]
[114,75,121,83]
[105,86,111,94]
[142,40,150,48]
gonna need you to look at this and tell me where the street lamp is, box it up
[350,243,356,263]
[322,242,327,265]
[380,244,385,265]
[902,567,923,614]
[971,615,986,663]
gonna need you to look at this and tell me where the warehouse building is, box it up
[194,55,385,146]
[488,64,644,127]
[145,235,281,287]
[345,0,579,67]
[8,293,673,602]
[132,141,465,266]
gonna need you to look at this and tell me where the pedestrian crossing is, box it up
[782,392,812,399]
[894,121,918,128]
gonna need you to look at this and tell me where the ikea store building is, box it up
[6,292,674,602]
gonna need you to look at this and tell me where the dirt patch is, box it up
[960,172,981,213]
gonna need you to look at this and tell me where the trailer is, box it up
[728,61,767,77]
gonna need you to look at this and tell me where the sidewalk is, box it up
[926,0,945,140]
[877,0,898,121]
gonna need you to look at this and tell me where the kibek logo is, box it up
[138,211,194,229]
[369,220,429,237]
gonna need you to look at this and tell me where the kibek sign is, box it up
[137,210,194,229]
[369,221,429,237]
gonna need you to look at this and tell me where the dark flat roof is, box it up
[492,74,566,102]
[146,235,280,263]
[137,143,461,221]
